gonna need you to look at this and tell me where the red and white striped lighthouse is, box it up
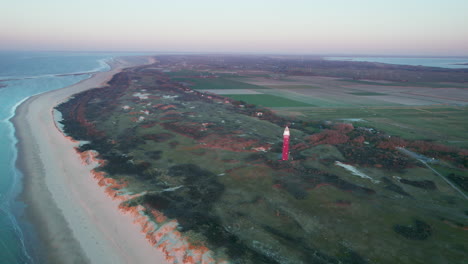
[282,126,290,161]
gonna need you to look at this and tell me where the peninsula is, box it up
[14,55,468,264]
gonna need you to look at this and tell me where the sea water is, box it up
[0,52,114,263]
[325,56,468,69]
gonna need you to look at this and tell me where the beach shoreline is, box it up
[12,55,168,264]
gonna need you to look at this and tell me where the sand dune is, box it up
[13,56,169,264]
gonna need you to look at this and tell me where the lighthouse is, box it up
[282,126,290,161]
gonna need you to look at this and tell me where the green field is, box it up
[339,79,468,88]
[267,85,322,89]
[225,94,314,107]
[349,92,387,96]
[166,70,242,78]
[174,77,269,90]
[287,106,468,148]
[165,70,201,77]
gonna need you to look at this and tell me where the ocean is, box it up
[0,52,114,263]
[325,56,468,69]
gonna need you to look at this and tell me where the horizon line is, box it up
[1,49,467,58]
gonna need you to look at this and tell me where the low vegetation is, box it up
[56,56,468,264]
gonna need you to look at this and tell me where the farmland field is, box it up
[338,79,468,88]
[174,77,269,90]
[349,92,387,96]
[265,84,322,89]
[224,94,314,107]
[280,106,468,148]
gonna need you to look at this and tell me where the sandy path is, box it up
[13,56,169,264]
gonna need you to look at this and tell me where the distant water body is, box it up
[0,52,119,263]
[325,56,468,69]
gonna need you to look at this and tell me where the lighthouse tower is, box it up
[282,126,290,161]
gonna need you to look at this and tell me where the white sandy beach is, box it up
[13,56,169,264]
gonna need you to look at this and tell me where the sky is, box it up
[0,0,467,56]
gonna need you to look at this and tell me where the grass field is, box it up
[167,70,243,78]
[349,92,388,96]
[284,106,468,148]
[165,70,201,77]
[267,85,322,89]
[225,94,314,107]
[430,165,468,196]
[174,77,269,90]
[339,79,468,88]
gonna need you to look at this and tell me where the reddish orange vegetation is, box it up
[75,148,134,201]
[200,134,271,153]
[118,204,220,264]
[76,149,106,166]
[150,209,168,223]
[377,137,408,149]
[162,110,183,116]
[352,135,365,145]
[333,123,354,133]
[152,103,165,109]
[160,104,178,111]
[306,123,356,146]
[416,141,450,152]
[291,142,309,151]
[161,115,183,121]
[141,122,158,128]
[162,122,206,139]
[308,130,350,145]
[91,170,129,200]
[66,93,105,137]
[73,146,223,263]
[377,136,467,168]
[377,136,462,154]
[64,135,79,143]
[152,104,178,111]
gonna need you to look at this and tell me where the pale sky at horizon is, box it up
[1,0,467,56]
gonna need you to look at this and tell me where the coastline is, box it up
[12,56,169,263]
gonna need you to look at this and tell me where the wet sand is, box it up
[13,56,169,264]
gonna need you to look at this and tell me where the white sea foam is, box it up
[85,57,113,73]
[0,53,116,263]
[2,96,35,264]
[0,57,112,81]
